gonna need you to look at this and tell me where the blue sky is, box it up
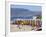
[11,5,42,12]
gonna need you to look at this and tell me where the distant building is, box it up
[33,16,37,20]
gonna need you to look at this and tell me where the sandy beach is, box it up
[10,24,33,32]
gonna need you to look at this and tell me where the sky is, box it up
[11,5,42,12]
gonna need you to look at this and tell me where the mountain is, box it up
[11,8,41,20]
[11,8,33,17]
